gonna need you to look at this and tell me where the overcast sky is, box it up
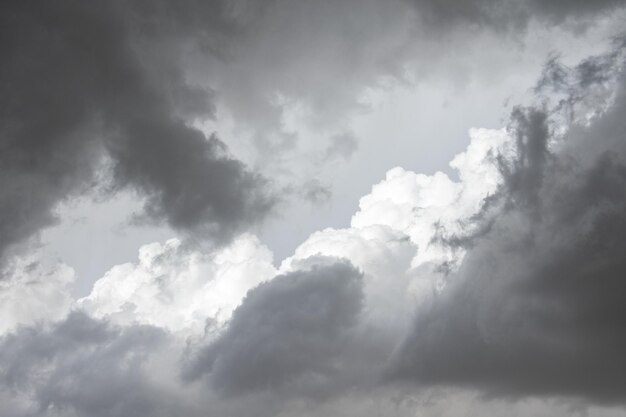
[2,1,626,416]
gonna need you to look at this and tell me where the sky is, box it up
[1,1,626,416]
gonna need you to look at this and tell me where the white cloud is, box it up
[280,225,417,329]
[78,234,276,332]
[79,126,511,336]
[75,126,519,388]
[352,127,510,268]
[273,128,513,337]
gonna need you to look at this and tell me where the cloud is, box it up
[351,127,510,268]
[298,180,333,205]
[3,0,623,264]
[3,5,626,414]
[390,44,626,403]
[0,0,274,261]
[281,225,419,329]
[0,50,625,415]
[324,132,359,161]
[183,259,364,396]
[200,0,626,195]
[79,234,276,332]
[0,312,172,417]
[408,0,626,31]
[0,254,74,335]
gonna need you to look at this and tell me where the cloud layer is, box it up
[2,1,626,416]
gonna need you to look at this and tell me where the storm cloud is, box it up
[2,1,626,416]
[0,0,274,261]
[2,0,623,261]
[391,45,626,403]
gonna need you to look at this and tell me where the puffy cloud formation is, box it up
[2,2,626,416]
[183,260,364,396]
[281,225,418,328]
[352,127,510,268]
[79,234,276,332]
[4,44,626,414]
[276,129,513,332]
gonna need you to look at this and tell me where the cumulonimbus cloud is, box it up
[2,2,626,416]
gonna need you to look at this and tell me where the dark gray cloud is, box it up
[183,258,364,397]
[0,0,274,260]
[390,46,626,403]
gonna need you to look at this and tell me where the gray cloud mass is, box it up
[183,259,364,397]
[0,312,170,417]
[0,0,274,261]
[2,0,624,260]
[2,1,626,416]
[391,45,626,403]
